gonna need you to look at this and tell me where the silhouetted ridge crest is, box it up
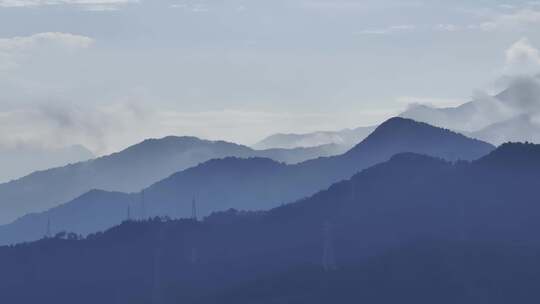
[170,156,284,175]
[389,152,447,164]
[478,142,540,166]
[360,117,474,145]
[343,117,493,161]
[111,136,248,158]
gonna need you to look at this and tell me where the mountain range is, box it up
[0,136,343,226]
[253,125,376,150]
[0,144,94,183]
[0,142,538,304]
[401,75,540,145]
[0,117,494,245]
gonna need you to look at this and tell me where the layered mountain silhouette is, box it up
[469,114,540,145]
[401,75,540,144]
[0,142,538,304]
[0,144,94,183]
[253,125,376,150]
[0,118,494,245]
[0,136,343,225]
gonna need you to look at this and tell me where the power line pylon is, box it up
[45,217,51,238]
[191,197,197,221]
[141,190,146,220]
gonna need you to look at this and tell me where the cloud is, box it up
[479,9,540,31]
[0,99,374,155]
[0,0,137,10]
[0,32,94,51]
[396,96,465,108]
[360,24,416,35]
[302,0,424,10]
[0,32,94,70]
[434,24,462,32]
[504,38,540,75]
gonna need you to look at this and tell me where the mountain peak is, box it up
[364,117,488,144]
[344,117,494,162]
[371,116,451,135]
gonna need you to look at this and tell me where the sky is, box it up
[1,0,540,155]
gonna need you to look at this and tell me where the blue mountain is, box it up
[0,118,494,245]
[0,142,538,304]
[0,136,343,225]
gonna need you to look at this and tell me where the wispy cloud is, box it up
[0,32,94,70]
[170,2,209,12]
[0,0,138,10]
[0,100,378,155]
[504,37,540,75]
[396,96,466,108]
[302,0,424,10]
[434,24,462,32]
[360,24,416,35]
[479,8,540,31]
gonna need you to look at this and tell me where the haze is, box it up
[1,0,540,156]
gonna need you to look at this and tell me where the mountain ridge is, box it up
[0,142,538,303]
[0,117,495,245]
[0,135,344,225]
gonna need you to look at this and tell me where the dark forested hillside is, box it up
[0,142,538,304]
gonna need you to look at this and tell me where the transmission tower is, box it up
[45,217,51,238]
[191,197,197,221]
[127,204,131,221]
[141,190,146,220]
[322,221,337,271]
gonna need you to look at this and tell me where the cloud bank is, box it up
[504,37,540,75]
[0,32,94,70]
[0,0,137,10]
[0,101,375,156]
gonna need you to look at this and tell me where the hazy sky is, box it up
[1,0,540,155]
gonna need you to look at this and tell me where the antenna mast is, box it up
[191,196,197,221]
[45,217,51,238]
[141,190,146,220]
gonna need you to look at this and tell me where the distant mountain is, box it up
[400,101,479,131]
[400,76,540,144]
[0,144,94,183]
[0,118,494,245]
[0,143,538,304]
[468,114,540,145]
[253,143,345,164]
[0,136,342,225]
[253,126,376,150]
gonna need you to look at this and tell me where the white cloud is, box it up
[303,0,424,10]
[0,32,93,70]
[0,32,94,51]
[0,0,139,11]
[504,37,540,75]
[0,0,137,10]
[479,9,540,31]
[360,24,416,35]
[0,100,378,155]
[434,24,461,32]
[396,96,466,108]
